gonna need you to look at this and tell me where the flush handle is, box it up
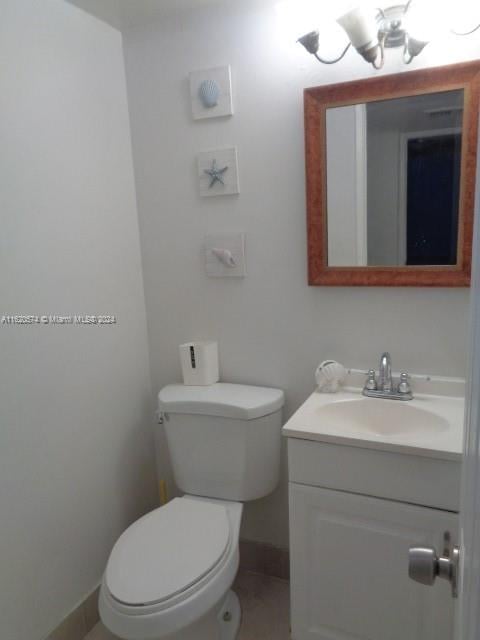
[408,531,459,598]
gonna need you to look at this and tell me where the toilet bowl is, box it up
[100,496,243,640]
[99,382,284,640]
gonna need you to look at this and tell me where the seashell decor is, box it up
[199,79,220,108]
[315,360,347,393]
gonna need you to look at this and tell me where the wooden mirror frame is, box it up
[305,61,480,286]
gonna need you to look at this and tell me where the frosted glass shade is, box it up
[337,6,378,49]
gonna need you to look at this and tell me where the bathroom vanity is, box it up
[283,375,464,640]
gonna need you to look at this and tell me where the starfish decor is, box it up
[204,159,229,188]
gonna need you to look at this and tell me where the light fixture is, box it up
[295,1,480,69]
[337,6,382,68]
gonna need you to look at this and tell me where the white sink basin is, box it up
[315,398,449,437]
[283,388,464,460]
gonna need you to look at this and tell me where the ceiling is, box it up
[66,0,229,30]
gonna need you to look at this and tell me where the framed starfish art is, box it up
[197,147,240,197]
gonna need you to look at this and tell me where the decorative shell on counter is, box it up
[315,360,347,393]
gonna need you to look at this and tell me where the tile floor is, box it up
[83,571,290,640]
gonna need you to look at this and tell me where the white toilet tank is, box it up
[158,383,284,502]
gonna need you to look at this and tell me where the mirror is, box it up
[327,91,463,267]
[305,62,480,286]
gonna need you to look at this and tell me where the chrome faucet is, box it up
[379,352,393,392]
[363,352,413,400]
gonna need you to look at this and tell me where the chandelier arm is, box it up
[371,36,386,70]
[403,34,414,64]
[451,23,480,36]
[314,42,351,65]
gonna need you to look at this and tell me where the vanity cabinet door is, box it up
[289,483,457,640]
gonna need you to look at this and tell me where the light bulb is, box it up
[404,0,452,43]
[275,0,377,42]
[275,0,322,42]
[450,0,480,33]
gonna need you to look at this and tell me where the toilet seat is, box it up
[99,497,242,640]
[105,497,232,607]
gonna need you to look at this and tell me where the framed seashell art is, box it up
[189,66,233,120]
[197,147,240,197]
[199,79,220,108]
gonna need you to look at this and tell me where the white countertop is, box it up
[282,387,465,461]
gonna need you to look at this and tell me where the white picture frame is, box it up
[197,147,240,197]
[190,66,233,120]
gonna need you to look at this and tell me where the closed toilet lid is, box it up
[105,498,231,606]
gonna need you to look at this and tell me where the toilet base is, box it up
[218,590,241,640]
[149,589,241,640]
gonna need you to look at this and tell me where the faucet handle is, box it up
[365,369,377,391]
[398,372,411,395]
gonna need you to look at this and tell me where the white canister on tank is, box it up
[179,341,219,386]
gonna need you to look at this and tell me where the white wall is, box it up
[367,127,401,265]
[327,105,367,266]
[122,1,478,548]
[0,2,157,639]
[66,0,122,29]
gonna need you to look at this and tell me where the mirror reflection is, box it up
[326,90,463,267]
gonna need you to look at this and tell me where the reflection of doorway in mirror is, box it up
[398,129,462,266]
[364,90,463,267]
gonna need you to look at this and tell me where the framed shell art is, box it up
[189,66,233,120]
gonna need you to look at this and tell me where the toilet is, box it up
[99,382,284,640]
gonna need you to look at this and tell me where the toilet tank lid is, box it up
[158,383,284,420]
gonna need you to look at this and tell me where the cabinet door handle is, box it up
[408,531,459,598]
